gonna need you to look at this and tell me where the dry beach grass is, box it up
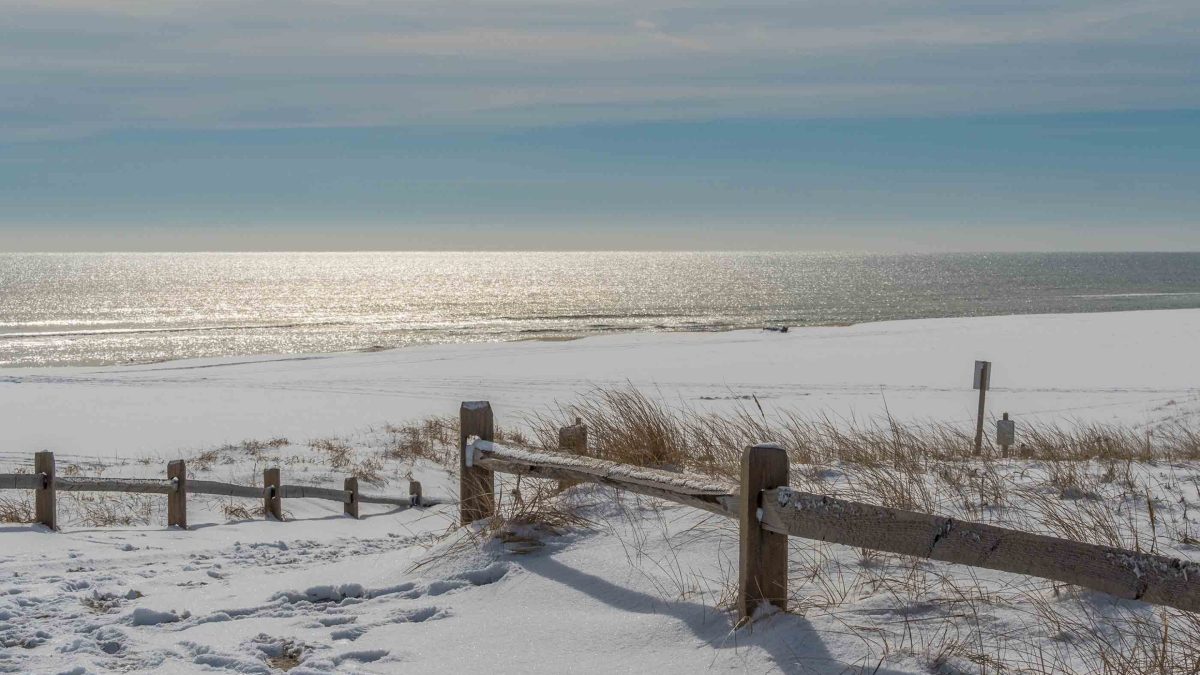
[519,386,1200,673]
[4,385,1200,672]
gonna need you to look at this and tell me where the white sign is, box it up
[973,360,991,391]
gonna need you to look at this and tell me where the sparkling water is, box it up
[2,252,1198,367]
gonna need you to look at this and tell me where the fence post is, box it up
[34,451,56,530]
[738,443,789,622]
[264,467,282,520]
[459,401,495,525]
[340,475,357,516]
[167,460,187,529]
[557,418,587,492]
[409,480,422,507]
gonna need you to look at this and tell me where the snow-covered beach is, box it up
[2,308,1196,456]
[2,309,1199,673]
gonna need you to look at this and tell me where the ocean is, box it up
[1,251,1198,368]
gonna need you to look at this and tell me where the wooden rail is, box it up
[0,452,428,531]
[471,440,737,518]
[57,477,176,494]
[0,474,41,490]
[760,488,1200,613]
[457,401,1200,619]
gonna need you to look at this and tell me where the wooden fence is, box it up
[0,451,425,530]
[6,401,1199,620]
[456,401,1200,619]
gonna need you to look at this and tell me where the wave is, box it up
[497,312,680,322]
[1069,292,1200,299]
[0,320,356,340]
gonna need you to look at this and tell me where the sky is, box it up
[2,0,1199,251]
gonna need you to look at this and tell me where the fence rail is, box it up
[0,451,426,531]
[57,477,176,494]
[457,401,1200,619]
[187,479,264,500]
[7,400,1199,621]
[0,474,41,490]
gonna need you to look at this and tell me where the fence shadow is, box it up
[0,524,50,534]
[184,508,410,530]
[515,553,909,674]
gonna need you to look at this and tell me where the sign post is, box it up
[973,360,991,455]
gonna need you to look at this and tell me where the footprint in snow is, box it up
[328,606,448,642]
[183,562,509,631]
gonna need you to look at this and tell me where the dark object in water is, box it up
[763,326,789,333]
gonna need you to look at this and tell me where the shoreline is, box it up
[4,305,1199,372]
[1,307,1196,458]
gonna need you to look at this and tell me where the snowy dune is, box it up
[1,309,1198,673]
[1,308,1197,458]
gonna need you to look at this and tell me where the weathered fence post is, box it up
[264,467,282,520]
[459,401,495,525]
[557,417,587,492]
[34,451,56,530]
[738,443,789,621]
[409,480,422,507]
[167,460,187,529]
[344,477,359,519]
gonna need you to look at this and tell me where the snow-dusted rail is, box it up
[278,484,353,503]
[761,488,1200,615]
[0,452,427,531]
[187,479,265,500]
[188,480,416,507]
[457,401,1200,620]
[469,440,739,519]
[57,477,176,494]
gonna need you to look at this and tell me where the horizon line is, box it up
[3,249,1199,255]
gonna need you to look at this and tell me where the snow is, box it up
[0,309,1198,673]
[474,440,734,494]
[128,608,188,627]
[0,308,1196,459]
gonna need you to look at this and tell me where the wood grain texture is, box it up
[459,401,495,524]
[355,492,415,507]
[34,451,55,530]
[263,467,282,520]
[344,477,359,518]
[56,477,176,494]
[475,454,738,517]
[738,444,789,619]
[557,421,588,492]
[0,474,42,490]
[473,440,738,518]
[278,484,352,503]
[475,441,733,495]
[974,361,990,454]
[167,461,187,529]
[471,438,1200,614]
[558,422,587,452]
[763,488,1200,614]
[187,480,265,500]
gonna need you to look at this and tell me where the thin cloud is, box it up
[2,0,1198,138]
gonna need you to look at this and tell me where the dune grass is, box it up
[3,385,1198,672]
[526,385,1200,478]
[513,386,1200,674]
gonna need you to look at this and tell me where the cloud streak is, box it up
[3,0,1199,139]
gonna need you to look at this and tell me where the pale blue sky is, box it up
[3,1,1199,251]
